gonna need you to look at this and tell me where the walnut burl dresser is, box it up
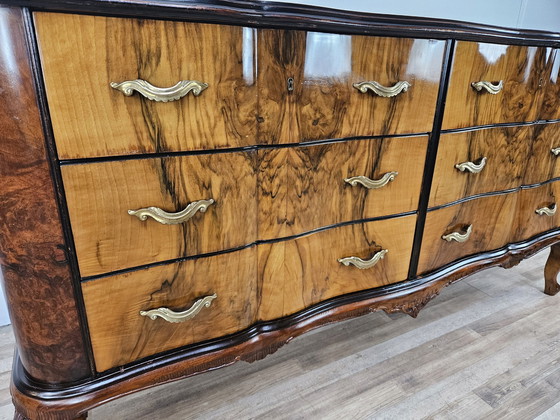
[2,1,560,418]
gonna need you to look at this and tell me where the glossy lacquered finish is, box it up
[0,7,90,384]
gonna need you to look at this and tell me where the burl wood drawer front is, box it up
[82,247,256,372]
[62,152,256,277]
[418,193,517,274]
[258,136,427,239]
[442,41,545,130]
[34,13,256,159]
[258,30,445,143]
[430,126,531,207]
[513,181,560,243]
[524,122,560,185]
[257,215,416,320]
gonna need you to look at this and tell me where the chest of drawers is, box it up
[1,1,560,419]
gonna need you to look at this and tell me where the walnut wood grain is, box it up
[62,152,257,277]
[33,12,257,159]
[258,136,427,239]
[0,7,90,384]
[418,193,518,273]
[257,216,416,320]
[429,126,531,207]
[442,41,546,130]
[82,247,256,372]
[257,30,445,143]
[544,242,560,296]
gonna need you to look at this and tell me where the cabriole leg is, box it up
[544,243,560,296]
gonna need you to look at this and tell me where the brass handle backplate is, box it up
[110,79,208,102]
[455,157,487,174]
[344,171,398,189]
[442,225,473,243]
[353,81,411,97]
[471,80,503,94]
[128,199,214,225]
[140,294,217,323]
[338,249,388,270]
[536,204,557,216]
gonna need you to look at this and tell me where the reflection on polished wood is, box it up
[62,152,257,277]
[258,136,426,240]
[82,247,257,372]
[34,13,257,159]
[257,216,416,320]
[443,41,546,129]
[257,30,445,143]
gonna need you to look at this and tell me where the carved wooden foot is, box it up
[544,243,560,296]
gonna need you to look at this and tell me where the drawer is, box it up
[430,126,531,207]
[418,193,517,274]
[442,41,544,130]
[34,13,257,159]
[258,215,416,320]
[513,181,560,243]
[258,30,445,143]
[259,136,427,239]
[523,122,560,185]
[62,152,257,277]
[82,247,256,372]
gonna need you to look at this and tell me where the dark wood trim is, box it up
[11,228,560,419]
[0,0,559,46]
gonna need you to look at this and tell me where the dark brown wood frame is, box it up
[1,1,560,419]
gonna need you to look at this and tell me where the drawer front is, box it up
[418,193,517,274]
[259,136,427,240]
[258,30,445,143]
[442,41,544,130]
[34,13,257,159]
[258,215,416,320]
[62,152,257,277]
[524,122,560,185]
[82,247,256,372]
[513,181,560,242]
[430,126,531,207]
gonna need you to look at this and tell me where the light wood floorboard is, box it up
[1,250,560,419]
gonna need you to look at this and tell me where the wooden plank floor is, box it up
[2,250,560,419]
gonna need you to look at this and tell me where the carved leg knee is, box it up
[544,243,560,296]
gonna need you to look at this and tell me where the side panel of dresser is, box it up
[0,7,90,383]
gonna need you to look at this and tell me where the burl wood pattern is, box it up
[0,7,90,384]
[82,247,257,372]
[33,13,257,159]
[429,126,531,207]
[62,152,257,277]
[524,122,560,185]
[257,30,445,143]
[540,47,560,120]
[418,193,518,273]
[544,243,560,295]
[442,41,546,130]
[257,216,416,320]
[258,136,427,239]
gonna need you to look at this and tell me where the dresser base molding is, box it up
[10,230,560,419]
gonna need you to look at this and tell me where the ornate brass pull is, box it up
[110,79,208,102]
[344,172,398,189]
[353,81,411,97]
[455,157,487,174]
[471,80,503,94]
[536,204,557,216]
[140,294,217,323]
[442,225,473,243]
[338,249,388,270]
[128,199,214,225]
[551,148,560,156]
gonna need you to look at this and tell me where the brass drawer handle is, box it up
[551,148,560,156]
[140,294,217,323]
[442,225,472,243]
[536,204,557,216]
[338,249,388,269]
[455,157,487,173]
[353,81,411,97]
[471,80,503,94]
[128,199,214,225]
[110,79,208,102]
[344,172,398,189]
